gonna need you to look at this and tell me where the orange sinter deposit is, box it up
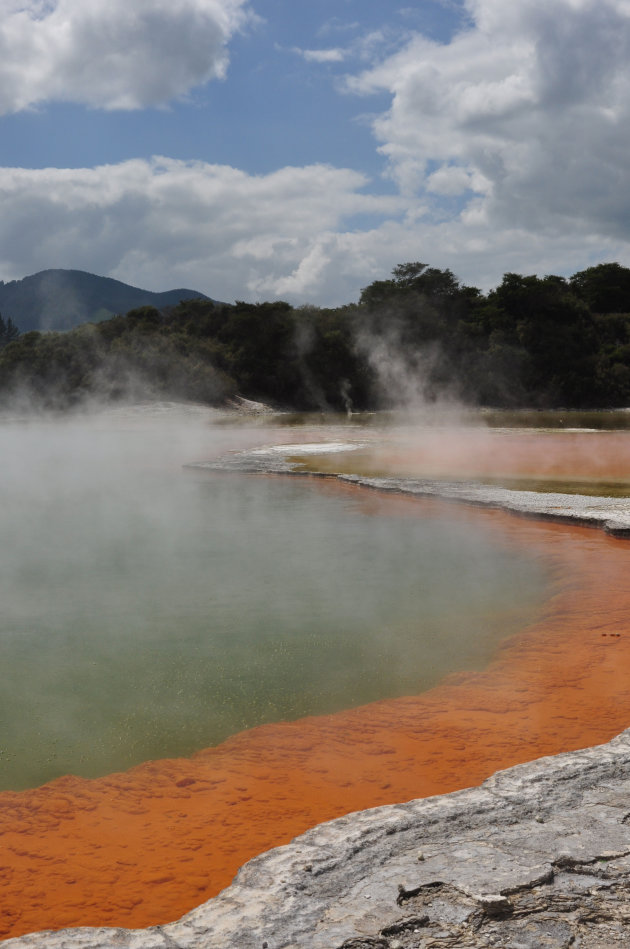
[323,428,630,486]
[4,438,630,940]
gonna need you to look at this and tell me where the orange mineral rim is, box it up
[2,476,630,939]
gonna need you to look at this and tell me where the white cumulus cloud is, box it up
[0,0,253,113]
[348,0,630,246]
[0,159,404,304]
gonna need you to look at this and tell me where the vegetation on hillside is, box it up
[2,261,630,411]
[0,269,210,332]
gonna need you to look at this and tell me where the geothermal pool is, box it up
[0,414,546,790]
[3,406,630,940]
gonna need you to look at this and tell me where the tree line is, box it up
[2,261,630,410]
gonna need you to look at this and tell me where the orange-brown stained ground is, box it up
[4,460,630,938]
[303,429,630,485]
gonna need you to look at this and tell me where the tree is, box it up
[0,312,20,347]
[489,273,598,405]
[360,262,462,307]
[570,263,630,314]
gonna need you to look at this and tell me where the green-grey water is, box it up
[0,414,549,791]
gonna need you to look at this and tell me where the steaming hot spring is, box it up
[1,404,630,940]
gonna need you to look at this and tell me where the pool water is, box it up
[0,417,548,790]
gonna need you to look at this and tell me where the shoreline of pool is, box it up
[339,473,630,536]
[7,726,630,948]
[6,436,630,947]
[193,439,630,537]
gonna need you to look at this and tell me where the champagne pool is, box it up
[4,406,630,941]
[0,414,547,791]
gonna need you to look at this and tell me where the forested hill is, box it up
[2,260,630,411]
[0,269,210,332]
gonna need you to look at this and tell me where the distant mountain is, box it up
[0,269,211,332]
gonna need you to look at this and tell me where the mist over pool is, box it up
[0,408,548,790]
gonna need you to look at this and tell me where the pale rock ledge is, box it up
[7,729,630,948]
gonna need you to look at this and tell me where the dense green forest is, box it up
[2,261,630,411]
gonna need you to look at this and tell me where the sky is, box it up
[1,0,630,306]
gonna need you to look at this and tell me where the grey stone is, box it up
[7,730,630,949]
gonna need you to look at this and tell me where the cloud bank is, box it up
[0,159,404,303]
[0,0,252,112]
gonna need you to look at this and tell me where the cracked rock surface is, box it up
[7,729,630,949]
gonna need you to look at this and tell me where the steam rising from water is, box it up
[0,405,549,790]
